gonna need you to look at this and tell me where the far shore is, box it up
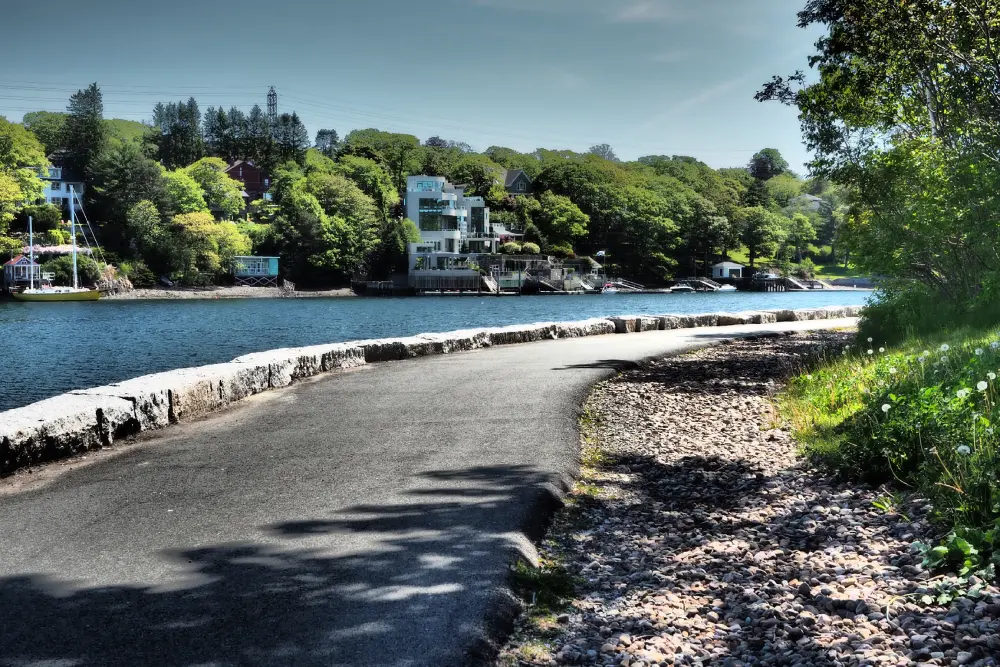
[103,286,356,300]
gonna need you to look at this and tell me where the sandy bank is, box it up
[104,286,356,300]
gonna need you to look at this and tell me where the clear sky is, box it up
[1,0,822,171]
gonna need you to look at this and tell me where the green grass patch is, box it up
[780,327,1000,579]
[509,556,579,629]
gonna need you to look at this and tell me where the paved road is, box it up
[0,319,854,667]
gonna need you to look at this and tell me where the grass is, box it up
[813,263,867,280]
[780,326,1000,578]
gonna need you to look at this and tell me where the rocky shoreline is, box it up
[500,332,1000,667]
[103,286,355,300]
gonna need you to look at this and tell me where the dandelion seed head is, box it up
[978,381,989,391]
[881,404,891,413]
[957,445,971,456]
[889,367,898,374]
[941,344,951,352]
[879,347,886,353]
[957,389,971,399]
[976,348,984,356]
[868,337,873,343]
[992,341,1000,350]
[868,349,874,355]
[989,372,996,381]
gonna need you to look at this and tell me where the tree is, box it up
[334,155,398,223]
[424,136,449,149]
[42,254,101,286]
[748,148,788,181]
[367,217,420,279]
[62,83,107,177]
[150,98,204,168]
[22,111,67,152]
[273,112,310,165]
[245,105,271,165]
[314,129,339,157]
[303,171,381,270]
[165,211,250,284]
[736,206,786,268]
[125,200,165,262]
[0,116,47,237]
[271,186,344,284]
[484,146,541,179]
[184,157,245,219]
[786,212,817,262]
[163,170,208,214]
[532,191,589,247]
[448,154,505,197]
[588,143,619,162]
[340,129,421,193]
[91,140,168,230]
[764,173,803,208]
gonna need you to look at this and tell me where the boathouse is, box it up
[712,261,744,279]
[3,255,41,291]
[232,256,280,287]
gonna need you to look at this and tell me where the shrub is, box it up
[548,243,574,258]
[118,260,156,287]
[42,229,69,246]
[41,255,101,286]
[499,241,522,254]
[792,257,817,279]
[521,242,541,255]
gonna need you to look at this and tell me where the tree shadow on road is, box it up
[0,465,564,667]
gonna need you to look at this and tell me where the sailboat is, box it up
[14,185,100,302]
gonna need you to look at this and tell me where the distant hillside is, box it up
[105,118,148,144]
[21,111,148,151]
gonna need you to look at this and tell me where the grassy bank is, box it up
[781,326,1000,580]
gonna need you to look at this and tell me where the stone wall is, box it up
[0,306,863,476]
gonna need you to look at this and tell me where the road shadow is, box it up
[0,465,564,667]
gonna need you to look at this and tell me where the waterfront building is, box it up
[3,255,41,292]
[38,152,85,212]
[712,261,745,279]
[232,256,280,287]
[404,176,496,254]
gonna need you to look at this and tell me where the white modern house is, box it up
[712,261,745,279]
[404,176,498,254]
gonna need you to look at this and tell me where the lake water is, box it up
[0,291,872,412]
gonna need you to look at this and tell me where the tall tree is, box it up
[227,107,248,161]
[0,116,47,241]
[61,83,107,177]
[273,112,310,166]
[588,143,619,162]
[748,148,788,181]
[245,105,271,165]
[314,129,340,158]
[736,206,786,268]
[340,129,421,193]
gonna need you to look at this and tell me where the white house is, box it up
[38,158,85,212]
[404,176,498,254]
[712,261,744,279]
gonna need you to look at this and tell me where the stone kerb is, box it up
[1,306,863,478]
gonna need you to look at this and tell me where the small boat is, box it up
[13,185,100,302]
[601,283,619,294]
[719,284,737,292]
[670,284,695,293]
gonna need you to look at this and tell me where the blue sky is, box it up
[1,0,822,170]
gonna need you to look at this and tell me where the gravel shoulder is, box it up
[500,332,1000,667]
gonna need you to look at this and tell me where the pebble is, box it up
[499,333,1000,666]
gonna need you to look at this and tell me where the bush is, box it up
[118,260,156,287]
[17,204,62,233]
[548,243,575,258]
[499,241,522,254]
[792,257,817,279]
[41,255,102,286]
[521,242,541,255]
[42,229,69,246]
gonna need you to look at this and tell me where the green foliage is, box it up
[333,155,398,223]
[118,259,156,287]
[783,330,1000,570]
[748,148,788,181]
[163,169,208,214]
[736,206,786,267]
[0,116,48,227]
[61,83,107,177]
[184,157,244,219]
[367,217,420,279]
[765,173,803,208]
[125,200,164,260]
[499,242,522,254]
[531,191,588,248]
[340,129,421,194]
[41,254,101,286]
[236,221,276,255]
[164,211,251,284]
[104,118,148,146]
[521,242,541,255]
[22,111,67,152]
[91,140,167,234]
[16,204,61,233]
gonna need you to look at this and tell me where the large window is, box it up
[470,207,486,234]
[419,212,458,231]
[411,180,442,193]
[50,181,61,191]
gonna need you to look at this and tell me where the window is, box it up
[49,168,62,179]
[410,180,442,193]
[263,178,270,187]
[50,181,61,191]
[516,181,525,192]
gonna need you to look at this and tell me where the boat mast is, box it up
[28,216,34,289]
[70,185,78,289]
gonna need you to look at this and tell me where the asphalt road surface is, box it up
[0,319,855,667]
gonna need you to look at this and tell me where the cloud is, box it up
[611,1,678,24]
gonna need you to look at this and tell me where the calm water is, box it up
[0,291,871,412]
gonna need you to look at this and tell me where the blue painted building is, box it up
[233,256,280,287]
